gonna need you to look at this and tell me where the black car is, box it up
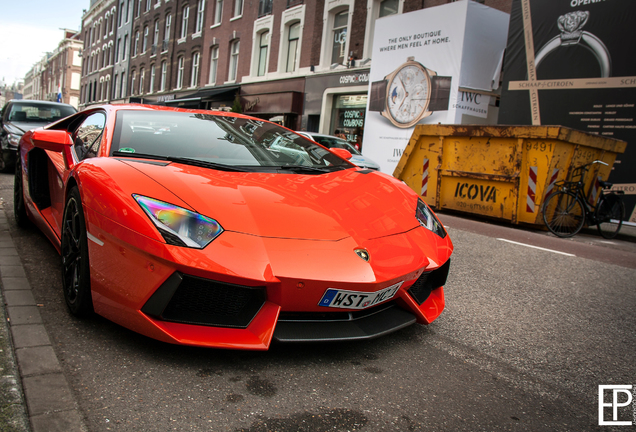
[0,100,77,172]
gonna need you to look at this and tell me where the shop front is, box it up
[240,78,305,131]
[303,69,370,150]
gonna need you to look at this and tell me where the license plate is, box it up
[318,282,403,309]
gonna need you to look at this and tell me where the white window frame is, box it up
[249,15,273,78]
[176,56,184,89]
[233,0,243,19]
[160,61,167,91]
[227,39,240,83]
[318,0,353,70]
[130,70,136,95]
[149,64,155,93]
[277,5,305,74]
[208,45,219,85]
[195,0,205,34]
[213,0,223,26]
[143,26,149,52]
[133,31,140,57]
[362,0,403,59]
[139,68,145,94]
[190,52,200,87]
[180,6,189,40]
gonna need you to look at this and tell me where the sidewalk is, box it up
[0,203,86,432]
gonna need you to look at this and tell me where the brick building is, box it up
[79,0,512,137]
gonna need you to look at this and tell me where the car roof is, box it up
[7,99,76,109]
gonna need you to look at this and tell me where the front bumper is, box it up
[85,206,452,350]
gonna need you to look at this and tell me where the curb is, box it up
[0,205,87,432]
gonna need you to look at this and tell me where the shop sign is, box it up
[244,97,260,112]
[157,94,175,102]
[339,73,369,85]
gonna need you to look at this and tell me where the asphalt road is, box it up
[1,171,635,431]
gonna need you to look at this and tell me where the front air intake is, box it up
[408,259,451,305]
[142,272,266,328]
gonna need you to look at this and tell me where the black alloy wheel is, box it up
[13,157,30,227]
[61,187,93,316]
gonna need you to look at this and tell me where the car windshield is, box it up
[310,135,362,155]
[110,110,352,171]
[8,103,76,123]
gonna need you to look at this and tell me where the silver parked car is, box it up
[296,131,381,171]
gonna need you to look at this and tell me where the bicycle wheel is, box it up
[595,194,625,239]
[542,191,586,237]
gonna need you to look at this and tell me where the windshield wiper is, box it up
[274,165,340,174]
[166,156,251,172]
[113,152,250,172]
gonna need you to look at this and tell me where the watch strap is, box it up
[428,76,452,112]
[369,80,387,112]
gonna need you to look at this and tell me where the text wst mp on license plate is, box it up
[318,281,403,309]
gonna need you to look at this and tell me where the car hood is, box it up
[4,121,49,135]
[123,160,420,241]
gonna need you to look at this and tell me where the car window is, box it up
[74,112,106,160]
[311,136,361,155]
[8,103,76,123]
[111,111,351,170]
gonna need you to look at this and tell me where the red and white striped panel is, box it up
[421,158,429,197]
[544,168,559,198]
[526,166,538,213]
[589,176,601,205]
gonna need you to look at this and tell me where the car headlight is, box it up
[416,198,446,238]
[134,195,223,248]
[7,133,21,148]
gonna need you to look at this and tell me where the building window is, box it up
[180,6,189,39]
[176,56,184,89]
[136,0,141,17]
[139,68,145,94]
[195,0,205,33]
[149,65,155,93]
[122,34,128,60]
[258,0,272,18]
[121,73,126,98]
[153,20,160,54]
[115,38,121,63]
[130,71,136,95]
[160,61,167,91]
[164,14,172,51]
[146,0,151,12]
[331,10,347,65]
[286,22,300,72]
[143,26,149,52]
[102,48,108,68]
[379,0,398,17]
[214,0,223,25]
[233,0,243,18]
[228,40,240,81]
[133,31,139,56]
[257,31,268,76]
[119,1,125,27]
[209,46,218,84]
[191,52,200,87]
[111,8,117,32]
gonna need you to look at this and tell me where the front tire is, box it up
[595,194,624,239]
[542,191,585,238]
[61,187,93,316]
[14,158,30,228]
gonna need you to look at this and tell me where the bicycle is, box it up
[542,160,625,239]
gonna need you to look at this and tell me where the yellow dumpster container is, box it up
[393,125,627,225]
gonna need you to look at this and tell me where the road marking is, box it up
[496,238,576,257]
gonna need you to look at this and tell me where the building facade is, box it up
[78,0,512,144]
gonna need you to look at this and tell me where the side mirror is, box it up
[31,129,74,168]
[330,148,352,160]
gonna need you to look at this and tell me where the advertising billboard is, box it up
[498,0,636,222]
[361,1,510,174]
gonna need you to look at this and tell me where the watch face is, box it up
[387,63,431,127]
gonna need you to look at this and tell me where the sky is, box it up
[0,0,88,86]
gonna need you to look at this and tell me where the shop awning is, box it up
[164,85,240,105]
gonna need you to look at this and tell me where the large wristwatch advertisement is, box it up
[369,57,451,128]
